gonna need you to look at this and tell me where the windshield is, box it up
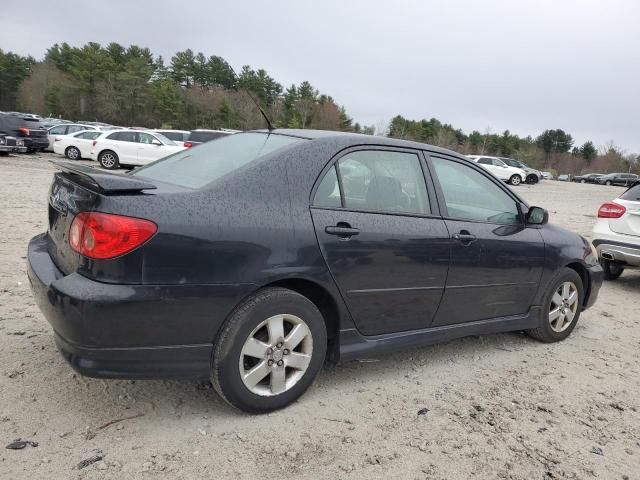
[133,132,306,188]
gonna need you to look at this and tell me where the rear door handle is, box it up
[325,224,360,238]
[452,232,476,243]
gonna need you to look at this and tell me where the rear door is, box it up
[610,184,640,237]
[427,154,545,326]
[75,131,102,157]
[310,147,450,336]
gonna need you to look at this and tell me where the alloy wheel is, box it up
[100,153,116,168]
[239,314,313,396]
[548,281,578,332]
[67,147,79,160]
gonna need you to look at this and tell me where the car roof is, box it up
[249,129,465,158]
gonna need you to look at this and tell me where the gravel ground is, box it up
[1,153,639,479]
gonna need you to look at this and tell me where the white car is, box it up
[592,182,640,280]
[89,129,186,169]
[46,123,99,151]
[467,155,527,186]
[52,130,103,160]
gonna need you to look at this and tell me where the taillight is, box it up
[69,212,157,259]
[18,127,29,136]
[597,202,626,218]
[184,141,193,148]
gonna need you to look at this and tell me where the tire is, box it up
[509,174,522,186]
[65,146,81,160]
[526,174,539,185]
[600,259,624,280]
[605,180,612,186]
[98,150,119,169]
[526,267,584,343]
[26,148,35,154]
[211,287,327,413]
[580,179,586,183]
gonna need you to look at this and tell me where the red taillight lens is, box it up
[184,141,193,148]
[18,127,29,136]
[597,202,626,218]
[69,212,157,259]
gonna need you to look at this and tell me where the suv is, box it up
[184,129,231,148]
[467,155,527,186]
[0,133,27,155]
[500,158,542,184]
[597,173,639,187]
[0,113,49,153]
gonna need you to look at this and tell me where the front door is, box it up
[310,148,450,336]
[428,155,545,326]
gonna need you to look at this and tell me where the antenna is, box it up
[243,89,275,131]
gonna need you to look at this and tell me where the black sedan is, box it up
[597,173,639,186]
[27,130,603,412]
[572,173,603,184]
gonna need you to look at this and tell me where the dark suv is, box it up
[597,173,639,186]
[184,129,231,148]
[0,113,49,153]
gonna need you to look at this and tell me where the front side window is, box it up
[137,132,155,144]
[331,150,430,215]
[67,125,87,134]
[49,126,66,135]
[431,157,520,225]
[76,131,101,140]
[478,158,492,165]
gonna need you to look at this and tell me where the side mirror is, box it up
[151,139,162,146]
[526,206,548,225]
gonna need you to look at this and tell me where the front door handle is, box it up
[452,231,476,244]
[325,223,360,238]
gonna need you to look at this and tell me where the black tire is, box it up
[526,174,539,185]
[600,260,624,280]
[98,150,119,169]
[509,174,522,186]
[211,287,327,413]
[65,146,81,160]
[526,267,584,343]
[26,148,35,154]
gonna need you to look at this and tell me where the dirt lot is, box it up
[1,153,638,479]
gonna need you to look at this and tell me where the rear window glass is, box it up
[133,132,305,188]
[621,184,640,201]
[189,131,229,143]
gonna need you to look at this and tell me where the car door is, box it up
[47,125,67,150]
[75,131,101,157]
[310,147,450,336]
[428,154,545,326]
[136,132,163,165]
[109,131,137,164]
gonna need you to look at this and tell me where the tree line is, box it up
[1,44,637,175]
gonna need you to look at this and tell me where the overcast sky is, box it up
[2,0,639,152]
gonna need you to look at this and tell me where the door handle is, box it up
[325,223,360,238]
[452,231,476,243]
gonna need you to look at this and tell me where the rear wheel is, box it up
[600,259,624,280]
[526,174,539,184]
[65,146,81,160]
[527,268,583,343]
[580,179,586,183]
[605,180,612,186]
[98,150,119,169]
[211,287,327,413]
[509,174,522,186]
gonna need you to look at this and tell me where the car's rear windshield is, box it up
[188,131,228,143]
[621,184,640,201]
[133,132,306,188]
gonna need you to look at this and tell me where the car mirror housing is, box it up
[151,139,162,146]
[527,206,549,225]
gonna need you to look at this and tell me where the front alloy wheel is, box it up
[548,281,578,333]
[509,175,522,186]
[239,314,312,396]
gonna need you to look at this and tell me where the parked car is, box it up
[541,171,554,180]
[52,130,103,160]
[596,173,639,187]
[0,133,27,155]
[89,129,186,169]
[0,113,49,152]
[46,123,99,151]
[28,129,603,413]
[467,155,527,186]
[184,129,231,148]
[41,118,72,129]
[153,129,190,144]
[592,182,640,280]
[557,174,571,181]
[500,158,542,184]
[572,173,604,184]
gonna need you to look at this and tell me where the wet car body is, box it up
[28,130,603,383]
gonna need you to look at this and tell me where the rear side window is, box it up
[621,184,640,201]
[133,132,305,188]
[478,158,492,165]
[159,131,187,142]
[107,131,136,142]
[67,125,89,134]
[76,131,101,139]
[314,150,430,215]
[49,125,67,135]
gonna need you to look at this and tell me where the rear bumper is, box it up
[23,137,49,150]
[593,239,640,267]
[27,233,255,379]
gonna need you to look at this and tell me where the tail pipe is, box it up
[601,251,615,261]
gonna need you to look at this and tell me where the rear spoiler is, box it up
[50,161,157,194]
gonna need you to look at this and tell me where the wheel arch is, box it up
[565,261,591,308]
